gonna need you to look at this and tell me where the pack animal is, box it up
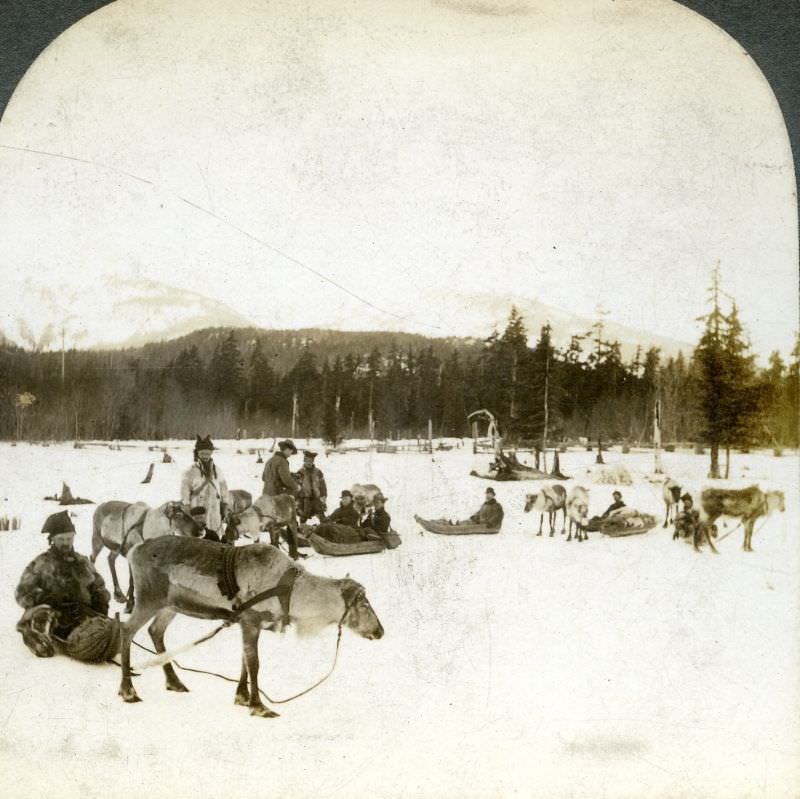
[699,486,786,552]
[524,484,567,536]
[117,537,384,718]
[565,486,590,542]
[226,493,300,556]
[91,501,201,612]
[662,478,682,528]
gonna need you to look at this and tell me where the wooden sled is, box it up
[414,515,501,536]
[587,513,657,537]
[308,533,386,556]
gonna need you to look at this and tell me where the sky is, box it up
[0,0,797,359]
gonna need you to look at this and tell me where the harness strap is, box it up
[119,506,146,554]
[233,566,301,622]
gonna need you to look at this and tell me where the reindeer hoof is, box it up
[166,679,189,693]
[119,685,142,703]
[234,692,249,707]
[114,590,127,603]
[250,704,279,718]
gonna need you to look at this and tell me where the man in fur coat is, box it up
[181,435,231,539]
[15,511,111,657]
[294,450,328,523]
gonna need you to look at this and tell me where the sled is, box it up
[308,533,386,556]
[380,530,402,549]
[586,512,658,537]
[414,515,501,536]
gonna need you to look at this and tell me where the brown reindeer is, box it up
[662,478,682,528]
[117,537,383,717]
[524,484,567,536]
[91,500,201,612]
[700,486,786,552]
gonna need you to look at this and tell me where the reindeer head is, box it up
[339,578,383,640]
[524,493,538,513]
[166,504,205,537]
[228,507,264,541]
[766,491,786,514]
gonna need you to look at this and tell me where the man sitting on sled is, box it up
[314,490,383,544]
[15,511,118,662]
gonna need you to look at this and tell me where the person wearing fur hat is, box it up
[261,439,301,497]
[15,511,111,657]
[293,450,328,523]
[181,435,231,539]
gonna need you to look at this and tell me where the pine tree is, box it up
[694,266,726,477]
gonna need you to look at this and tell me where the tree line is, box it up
[1,284,797,458]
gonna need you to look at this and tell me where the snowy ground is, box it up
[0,440,797,799]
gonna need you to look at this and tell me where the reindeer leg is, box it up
[234,652,249,706]
[549,511,556,537]
[108,550,127,604]
[744,519,754,552]
[241,623,279,718]
[537,515,543,536]
[119,602,158,703]
[566,519,572,542]
[285,516,300,560]
[124,564,135,615]
[148,609,188,693]
[560,507,567,535]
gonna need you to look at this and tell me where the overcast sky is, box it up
[0,0,796,358]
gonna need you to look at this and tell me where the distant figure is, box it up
[673,493,701,541]
[15,511,111,657]
[261,439,300,497]
[364,493,391,534]
[601,491,625,519]
[328,490,362,528]
[181,435,230,539]
[294,450,328,523]
[464,487,504,529]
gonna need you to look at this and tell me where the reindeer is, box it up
[565,486,590,542]
[225,493,301,557]
[117,537,384,718]
[700,486,786,552]
[524,484,567,536]
[662,478,682,528]
[91,500,201,612]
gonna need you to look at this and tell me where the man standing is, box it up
[181,435,230,539]
[15,511,111,657]
[261,439,300,497]
[294,450,328,523]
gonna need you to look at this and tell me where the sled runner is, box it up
[308,533,386,556]
[414,515,501,536]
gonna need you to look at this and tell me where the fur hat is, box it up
[340,490,353,499]
[195,435,215,451]
[278,439,298,454]
[41,511,75,536]
[680,493,693,503]
[303,450,318,459]
[612,491,622,499]
[190,506,207,517]
[485,487,496,496]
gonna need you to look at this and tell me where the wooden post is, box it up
[471,420,478,453]
[428,418,433,453]
[654,385,663,475]
[595,435,604,464]
[542,349,550,473]
[291,390,298,438]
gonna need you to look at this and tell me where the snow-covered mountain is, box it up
[3,276,256,350]
[2,277,692,359]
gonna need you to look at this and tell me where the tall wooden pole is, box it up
[291,390,298,438]
[542,349,550,473]
[428,417,433,452]
[654,373,663,474]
